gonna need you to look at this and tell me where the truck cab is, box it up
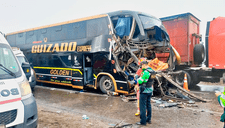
[0,33,37,128]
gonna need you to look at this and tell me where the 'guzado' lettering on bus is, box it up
[32,42,77,53]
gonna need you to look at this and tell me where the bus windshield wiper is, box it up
[0,64,16,78]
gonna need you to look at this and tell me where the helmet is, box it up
[138,58,147,65]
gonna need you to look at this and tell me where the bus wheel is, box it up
[99,76,115,94]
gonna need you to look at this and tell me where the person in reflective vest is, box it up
[215,88,225,128]
[136,61,155,126]
[134,58,147,116]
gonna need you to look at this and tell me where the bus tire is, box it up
[194,44,205,65]
[99,76,115,94]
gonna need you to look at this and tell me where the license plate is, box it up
[0,125,6,128]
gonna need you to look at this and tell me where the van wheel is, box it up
[99,76,115,94]
[175,71,191,87]
[194,44,205,65]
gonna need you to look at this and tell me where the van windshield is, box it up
[0,44,22,79]
[17,56,28,66]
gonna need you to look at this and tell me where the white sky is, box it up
[0,0,224,42]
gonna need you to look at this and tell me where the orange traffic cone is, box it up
[183,74,190,91]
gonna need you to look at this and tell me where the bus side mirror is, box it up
[22,62,31,80]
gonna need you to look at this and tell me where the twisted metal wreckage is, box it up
[108,14,207,102]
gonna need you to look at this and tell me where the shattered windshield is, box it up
[0,44,22,79]
[139,14,162,29]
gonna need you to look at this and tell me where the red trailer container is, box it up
[159,13,202,66]
[206,17,225,69]
[156,13,206,86]
[158,14,225,85]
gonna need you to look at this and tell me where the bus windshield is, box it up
[138,14,162,29]
[0,44,22,79]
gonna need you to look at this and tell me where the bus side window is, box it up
[87,17,109,37]
[60,55,71,67]
[37,55,48,67]
[71,54,82,67]
[16,33,26,46]
[53,55,63,67]
[85,55,92,67]
[6,35,16,47]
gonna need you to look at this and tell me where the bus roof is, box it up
[107,10,158,18]
[6,14,108,36]
[6,10,160,36]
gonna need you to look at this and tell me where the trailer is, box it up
[160,13,225,86]
[203,17,225,83]
[159,13,203,87]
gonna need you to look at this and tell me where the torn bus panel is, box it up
[108,11,174,81]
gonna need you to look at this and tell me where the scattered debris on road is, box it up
[82,115,89,120]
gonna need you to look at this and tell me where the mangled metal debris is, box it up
[107,11,207,103]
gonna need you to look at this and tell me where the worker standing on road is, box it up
[215,88,225,128]
[134,58,147,116]
[136,61,155,126]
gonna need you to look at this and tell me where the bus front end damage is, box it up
[108,11,206,102]
[109,12,172,90]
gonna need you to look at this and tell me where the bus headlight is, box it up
[19,79,32,97]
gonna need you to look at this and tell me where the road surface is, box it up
[34,84,224,128]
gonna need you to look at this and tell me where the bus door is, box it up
[83,54,94,85]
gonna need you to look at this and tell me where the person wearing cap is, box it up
[215,88,225,128]
[136,61,155,126]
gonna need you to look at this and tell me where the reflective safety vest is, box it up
[219,93,225,107]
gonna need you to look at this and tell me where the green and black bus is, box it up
[6,10,172,94]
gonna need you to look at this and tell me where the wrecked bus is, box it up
[6,10,178,94]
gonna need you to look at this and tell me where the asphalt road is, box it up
[33,84,224,128]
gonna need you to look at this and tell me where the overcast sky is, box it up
[0,0,224,42]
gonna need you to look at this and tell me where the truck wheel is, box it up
[175,71,191,87]
[190,71,200,85]
[99,76,115,94]
[194,44,205,65]
[200,76,220,83]
[192,78,200,85]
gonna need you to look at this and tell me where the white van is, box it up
[12,47,36,91]
[0,33,37,128]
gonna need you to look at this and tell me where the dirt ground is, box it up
[34,84,224,128]
[37,105,109,128]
